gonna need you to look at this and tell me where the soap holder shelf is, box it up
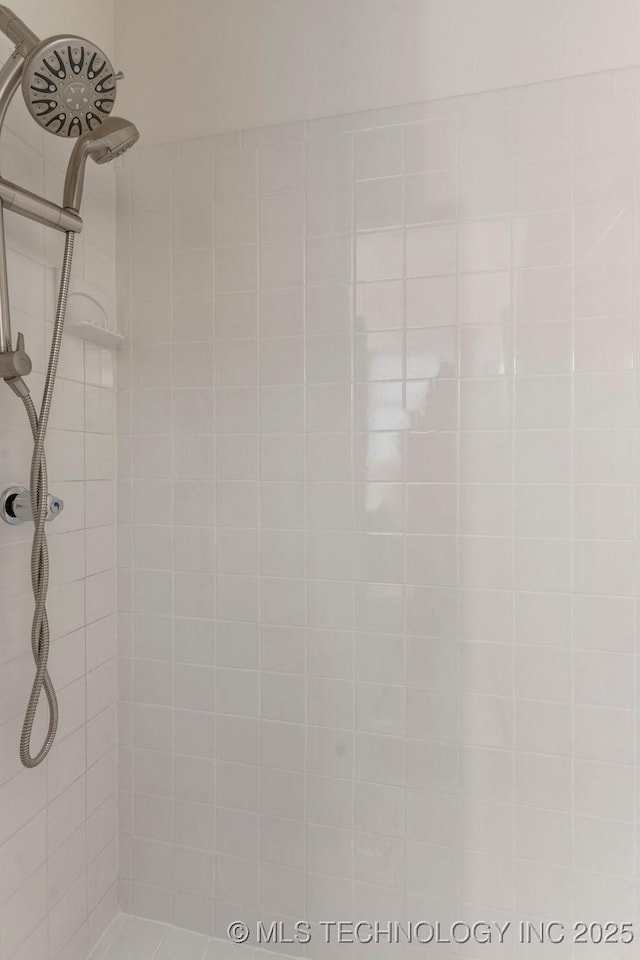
[65,319,125,348]
[53,272,124,348]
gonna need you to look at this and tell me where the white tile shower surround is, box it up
[0,37,119,960]
[90,914,291,960]
[117,65,640,957]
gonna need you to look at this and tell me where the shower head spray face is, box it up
[85,116,140,164]
[22,35,117,137]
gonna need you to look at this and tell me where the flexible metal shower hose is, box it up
[19,230,75,767]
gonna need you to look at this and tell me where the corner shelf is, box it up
[65,319,125,348]
[53,272,124,349]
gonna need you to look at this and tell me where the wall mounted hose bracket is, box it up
[0,331,31,377]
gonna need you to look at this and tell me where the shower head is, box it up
[22,35,118,137]
[74,115,139,163]
[63,116,139,211]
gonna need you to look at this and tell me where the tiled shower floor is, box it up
[90,915,291,960]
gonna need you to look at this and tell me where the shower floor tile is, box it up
[90,914,292,960]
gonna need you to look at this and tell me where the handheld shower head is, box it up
[63,116,139,211]
[22,35,118,137]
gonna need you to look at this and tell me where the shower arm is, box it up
[0,5,39,142]
[0,7,83,358]
[0,6,39,53]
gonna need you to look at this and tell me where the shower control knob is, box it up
[0,485,64,524]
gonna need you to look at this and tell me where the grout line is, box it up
[255,137,264,937]
[450,104,463,925]
[630,85,639,926]
[121,154,135,915]
[147,920,172,960]
[348,127,357,950]
[301,121,310,948]
[398,121,410,917]
[168,146,177,928]
[210,145,218,935]
[508,95,517,922]
[569,81,577,943]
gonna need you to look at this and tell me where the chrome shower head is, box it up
[22,35,118,137]
[63,116,139,211]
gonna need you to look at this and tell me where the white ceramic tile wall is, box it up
[118,67,640,957]
[0,37,119,960]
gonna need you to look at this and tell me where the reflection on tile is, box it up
[116,70,640,954]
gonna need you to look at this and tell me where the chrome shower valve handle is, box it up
[1,485,64,524]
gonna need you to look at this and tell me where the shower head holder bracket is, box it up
[0,331,30,378]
